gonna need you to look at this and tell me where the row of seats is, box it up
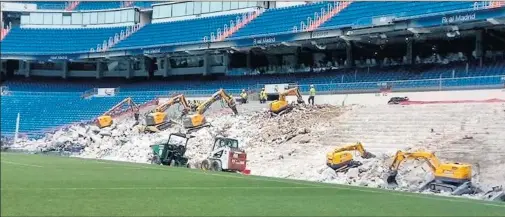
[1,26,130,54]
[0,91,155,136]
[114,13,243,48]
[2,1,491,54]
[5,62,504,92]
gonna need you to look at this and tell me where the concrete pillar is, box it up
[295,47,301,68]
[25,60,31,77]
[163,56,170,77]
[475,30,483,66]
[406,38,413,65]
[126,59,133,79]
[96,61,102,79]
[223,53,229,75]
[246,50,252,69]
[345,41,354,68]
[61,61,68,79]
[203,52,210,76]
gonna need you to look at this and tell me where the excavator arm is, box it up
[279,87,304,103]
[195,89,238,115]
[182,89,238,130]
[155,94,192,116]
[102,97,139,116]
[387,150,444,185]
[331,142,375,159]
[97,97,139,128]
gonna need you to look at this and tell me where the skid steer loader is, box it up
[200,137,247,173]
[149,133,194,167]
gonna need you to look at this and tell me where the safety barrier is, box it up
[255,75,505,94]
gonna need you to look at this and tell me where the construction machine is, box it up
[386,150,480,196]
[269,87,305,115]
[149,133,194,167]
[96,97,139,128]
[143,94,193,133]
[182,89,238,130]
[200,137,247,172]
[326,142,376,172]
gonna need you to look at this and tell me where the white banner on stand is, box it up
[96,88,116,97]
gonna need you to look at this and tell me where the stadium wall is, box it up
[177,89,505,106]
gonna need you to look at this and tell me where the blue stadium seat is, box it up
[230,2,327,38]
[113,13,244,49]
[1,26,131,54]
[320,1,477,29]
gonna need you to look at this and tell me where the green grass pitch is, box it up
[1,152,504,216]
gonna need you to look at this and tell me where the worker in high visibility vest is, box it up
[240,89,248,104]
[308,84,316,106]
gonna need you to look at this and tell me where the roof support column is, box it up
[61,61,68,79]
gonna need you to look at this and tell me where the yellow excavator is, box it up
[386,150,479,195]
[182,89,238,131]
[269,87,305,115]
[143,94,194,133]
[96,97,139,128]
[326,142,375,172]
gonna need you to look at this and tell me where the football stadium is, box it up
[1,0,505,216]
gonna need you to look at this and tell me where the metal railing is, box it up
[255,75,505,94]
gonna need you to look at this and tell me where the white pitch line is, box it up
[0,186,328,191]
[0,160,43,168]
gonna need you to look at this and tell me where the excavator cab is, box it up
[326,142,375,172]
[183,89,238,131]
[96,97,139,128]
[96,115,113,128]
[270,87,304,115]
[144,94,192,133]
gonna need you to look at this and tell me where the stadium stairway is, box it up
[113,13,251,49]
[230,2,330,38]
[98,24,143,52]
[65,1,80,11]
[0,26,11,41]
[215,9,264,42]
[306,1,351,32]
[325,103,505,156]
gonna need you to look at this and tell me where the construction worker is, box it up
[240,89,248,104]
[308,84,316,106]
[259,88,267,104]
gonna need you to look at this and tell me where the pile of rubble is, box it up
[7,103,505,201]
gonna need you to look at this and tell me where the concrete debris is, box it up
[8,102,505,202]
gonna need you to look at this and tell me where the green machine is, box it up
[150,133,194,167]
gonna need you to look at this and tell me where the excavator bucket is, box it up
[363,151,376,159]
[231,106,238,115]
[386,171,399,186]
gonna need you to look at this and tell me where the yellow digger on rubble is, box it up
[182,89,238,131]
[386,150,479,195]
[96,97,139,128]
[269,87,305,115]
[326,142,375,172]
[143,94,194,133]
